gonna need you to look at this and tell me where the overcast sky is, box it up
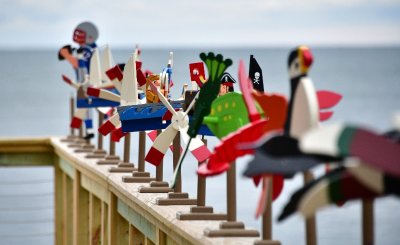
[1,0,400,49]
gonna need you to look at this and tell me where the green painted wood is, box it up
[0,152,54,166]
[117,199,156,243]
[59,158,75,179]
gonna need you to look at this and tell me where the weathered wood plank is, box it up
[108,193,118,245]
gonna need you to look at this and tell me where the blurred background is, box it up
[0,1,399,244]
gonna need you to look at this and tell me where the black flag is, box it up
[249,55,264,92]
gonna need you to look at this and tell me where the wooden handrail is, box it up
[0,137,260,244]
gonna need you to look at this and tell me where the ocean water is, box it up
[0,47,399,244]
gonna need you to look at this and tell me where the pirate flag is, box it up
[249,55,264,92]
[220,72,236,92]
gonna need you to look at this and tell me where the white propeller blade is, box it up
[87,87,121,103]
[180,125,210,163]
[89,48,102,87]
[101,45,114,83]
[120,53,138,106]
[98,113,121,136]
[145,125,178,166]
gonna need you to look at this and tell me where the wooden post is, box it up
[101,202,108,245]
[89,194,102,245]
[108,193,118,245]
[123,133,131,163]
[197,138,207,207]
[173,132,182,193]
[73,170,89,245]
[98,112,104,150]
[303,171,317,245]
[63,173,73,245]
[262,177,272,240]
[70,96,75,136]
[138,131,146,172]
[54,160,63,245]
[362,199,374,245]
[227,161,237,222]
[110,137,115,156]
[155,130,163,182]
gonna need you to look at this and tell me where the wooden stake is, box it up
[262,177,272,240]
[123,133,130,163]
[98,112,104,150]
[173,132,182,193]
[303,171,317,245]
[227,161,237,222]
[155,130,163,182]
[362,199,374,245]
[197,137,207,207]
[70,96,75,136]
[138,131,146,172]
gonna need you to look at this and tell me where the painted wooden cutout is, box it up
[243,46,342,178]
[249,55,264,92]
[300,124,400,177]
[278,164,400,221]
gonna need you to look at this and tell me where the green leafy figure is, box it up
[188,52,233,137]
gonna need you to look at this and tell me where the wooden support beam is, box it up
[54,158,64,245]
[101,202,108,245]
[73,170,90,245]
[89,193,102,245]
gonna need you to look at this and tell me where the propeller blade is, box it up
[120,53,138,106]
[89,48,102,87]
[98,113,121,136]
[145,125,178,166]
[111,127,127,142]
[255,176,270,219]
[97,107,114,117]
[180,127,211,163]
[87,87,120,102]
[62,74,79,90]
[70,108,87,128]
[106,65,123,92]
[149,82,178,117]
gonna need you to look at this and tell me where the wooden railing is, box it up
[0,137,258,245]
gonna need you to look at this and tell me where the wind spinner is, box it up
[88,49,144,172]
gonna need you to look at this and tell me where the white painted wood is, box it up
[298,179,330,218]
[347,160,384,193]
[121,52,139,106]
[300,123,345,156]
[290,77,319,139]
[89,49,103,87]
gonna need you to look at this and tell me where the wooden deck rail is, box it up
[0,137,259,245]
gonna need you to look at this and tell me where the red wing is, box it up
[319,111,334,121]
[317,90,342,109]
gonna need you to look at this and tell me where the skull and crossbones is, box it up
[253,72,260,84]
